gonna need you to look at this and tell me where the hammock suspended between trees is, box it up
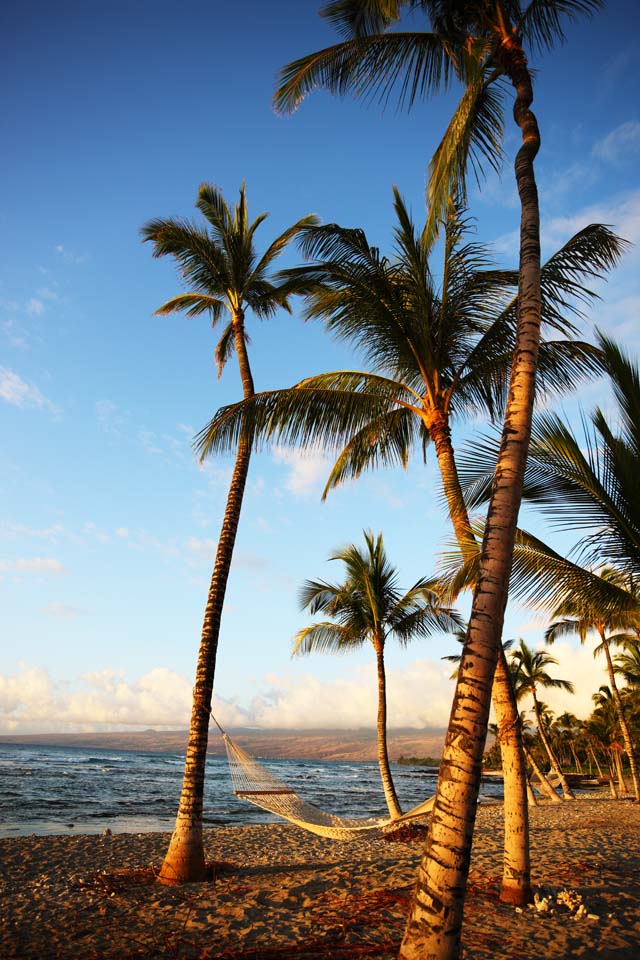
[219,728,436,840]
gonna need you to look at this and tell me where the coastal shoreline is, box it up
[2,794,639,959]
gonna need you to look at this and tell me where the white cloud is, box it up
[0,557,67,577]
[26,298,44,317]
[41,602,81,619]
[54,244,88,265]
[0,666,193,733]
[273,446,332,497]
[186,536,217,561]
[592,120,640,166]
[0,521,66,542]
[0,367,58,414]
[0,642,612,735]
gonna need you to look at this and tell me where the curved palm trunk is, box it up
[400,39,542,960]
[599,630,640,801]
[428,411,531,904]
[523,745,562,802]
[373,636,402,819]
[531,691,575,800]
[159,314,255,885]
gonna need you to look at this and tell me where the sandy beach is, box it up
[1,795,639,960]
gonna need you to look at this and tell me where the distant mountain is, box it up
[0,727,446,762]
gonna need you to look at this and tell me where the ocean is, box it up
[0,742,504,838]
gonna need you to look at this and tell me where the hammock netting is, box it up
[221,732,436,840]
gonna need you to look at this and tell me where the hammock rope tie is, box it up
[209,709,435,840]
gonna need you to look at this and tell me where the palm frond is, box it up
[152,293,226,323]
[320,0,402,38]
[214,322,236,379]
[425,66,505,246]
[275,31,451,115]
[292,622,362,656]
[517,0,605,55]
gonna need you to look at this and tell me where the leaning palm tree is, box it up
[545,568,640,800]
[277,5,604,951]
[198,194,622,907]
[294,530,462,818]
[509,639,576,798]
[141,183,317,884]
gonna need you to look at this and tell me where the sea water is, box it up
[0,742,504,838]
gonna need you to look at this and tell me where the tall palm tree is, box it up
[294,530,462,818]
[546,569,640,800]
[509,639,576,798]
[275,3,605,954]
[197,194,622,907]
[141,183,317,884]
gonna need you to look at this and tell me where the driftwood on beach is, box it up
[1,795,639,960]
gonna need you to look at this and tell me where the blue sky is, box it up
[2,0,639,734]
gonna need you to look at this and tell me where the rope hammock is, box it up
[213,716,436,840]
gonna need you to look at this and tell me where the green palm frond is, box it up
[195,370,418,461]
[517,0,605,54]
[152,293,226,324]
[321,406,417,498]
[292,621,362,656]
[214,322,236,379]
[252,214,321,280]
[275,31,451,115]
[425,66,505,246]
[321,0,402,38]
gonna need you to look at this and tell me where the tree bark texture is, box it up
[600,632,640,801]
[159,312,255,884]
[427,410,531,905]
[374,637,403,819]
[399,35,542,960]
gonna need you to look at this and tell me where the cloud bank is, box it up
[0,642,609,735]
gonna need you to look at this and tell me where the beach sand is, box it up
[1,795,639,959]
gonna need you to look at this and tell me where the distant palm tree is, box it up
[545,568,640,800]
[294,530,462,818]
[141,183,317,884]
[509,639,575,799]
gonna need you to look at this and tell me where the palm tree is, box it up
[614,638,640,687]
[545,568,640,800]
[294,530,462,818]
[509,639,576,798]
[141,183,317,884]
[197,194,622,907]
[275,4,605,954]
[459,333,640,620]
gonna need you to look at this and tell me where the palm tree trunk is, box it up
[569,741,583,774]
[159,312,255,884]
[523,745,562,802]
[400,40,543,960]
[428,411,531,905]
[492,648,531,903]
[531,693,575,800]
[373,637,402,819]
[600,632,640,801]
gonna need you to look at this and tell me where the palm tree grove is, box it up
[3,3,640,960]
